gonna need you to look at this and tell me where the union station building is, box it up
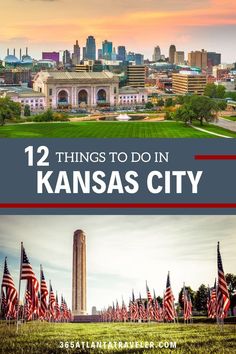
[33,71,119,109]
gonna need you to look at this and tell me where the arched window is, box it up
[78,90,88,105]
[97,89,106,103]
[58,90,69,105]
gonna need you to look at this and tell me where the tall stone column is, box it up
[72,230,87,316]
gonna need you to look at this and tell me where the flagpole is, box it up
[16,242,23,332]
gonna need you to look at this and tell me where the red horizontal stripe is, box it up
[195,155,236,160]
[1,203,236,209]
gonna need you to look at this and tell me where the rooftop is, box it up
[0,85,45,97]
[35,70,118,81]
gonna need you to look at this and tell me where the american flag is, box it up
[20,245,39,313]
[182,287,192,321]
[24,283,33,320]
[138,293,146,321]
[146,282,154,320]
[131,290,139,321]
[40,266,48,318]
[1,290,7,317]
[116,300,121,322]
[153,290,161,322]
[1,258,18,318]
[60,295,66,321]
[121,298,128,322]
[216,242,230,319]
[55,293,60,321]
[49,283,56,318]
[207,281,216,319]
[163,272,176,322]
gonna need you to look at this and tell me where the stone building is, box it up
[33,71,119,109]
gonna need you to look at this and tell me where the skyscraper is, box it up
[86,36,96,60]
[188,49,207,70]
[63,50,71,66]
[102,40,113,60]
[152,46,161,62]
[117,46,126,61]
[72,40,80,65]
[135,53,144,65]
[207,52,221,67]
[174,51,185,65]
[72,230,87,316]
[97,49,103,60]
[169,45,176,64]
[82,47,86,60]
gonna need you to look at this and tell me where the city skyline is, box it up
[0,215,235,312]
[0,0,235,62]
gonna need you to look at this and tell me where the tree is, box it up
[175,95,219,126]
[41,109,54,122]
[189,95,219,125]
[226,273,236,315]
[145,102,154,109]
[165,97,174,107]
[178,286,195,310]
[157,99,164,107]
[217,100,227,111]
[204,83,217,98]
[175,95,185,105]
[204,83,226,99]
[216,85,226,99]
[24,104,31,117]
[0,97,21,126]
[194,284,208,312]
[173,105,196,125]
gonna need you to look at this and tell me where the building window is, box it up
[49,88,53,96]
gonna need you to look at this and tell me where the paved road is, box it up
[213,117,236,132]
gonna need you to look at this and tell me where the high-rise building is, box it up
[174,51,185,65]
[188,49,207,70]
[63,50,71,66]
[102,40,113,60]
[152,46,161,62]
[97,49,103,60]
[127,52,135,62]
[86,36,96,60]
[172,72,207,95]
[135,54,144,65]
[127,65,145,88]
[207,52,221,67]
[169,45,176,64]
[72,229,87,316]
[82,47,87,60]
[42,51,60,64]
[72,40,80,65]
[117,46,126,61]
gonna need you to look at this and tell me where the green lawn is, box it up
[0,121,235,138]
[0,322,235,353]
[221,115,236,122]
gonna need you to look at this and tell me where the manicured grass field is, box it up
[222,115,236,122]
[0,322,235,353]
[0,121,236,138]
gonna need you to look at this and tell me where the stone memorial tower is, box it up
[72,229,87,316]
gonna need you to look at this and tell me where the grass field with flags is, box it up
[0,121,236,138]
[0,321,235,353]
